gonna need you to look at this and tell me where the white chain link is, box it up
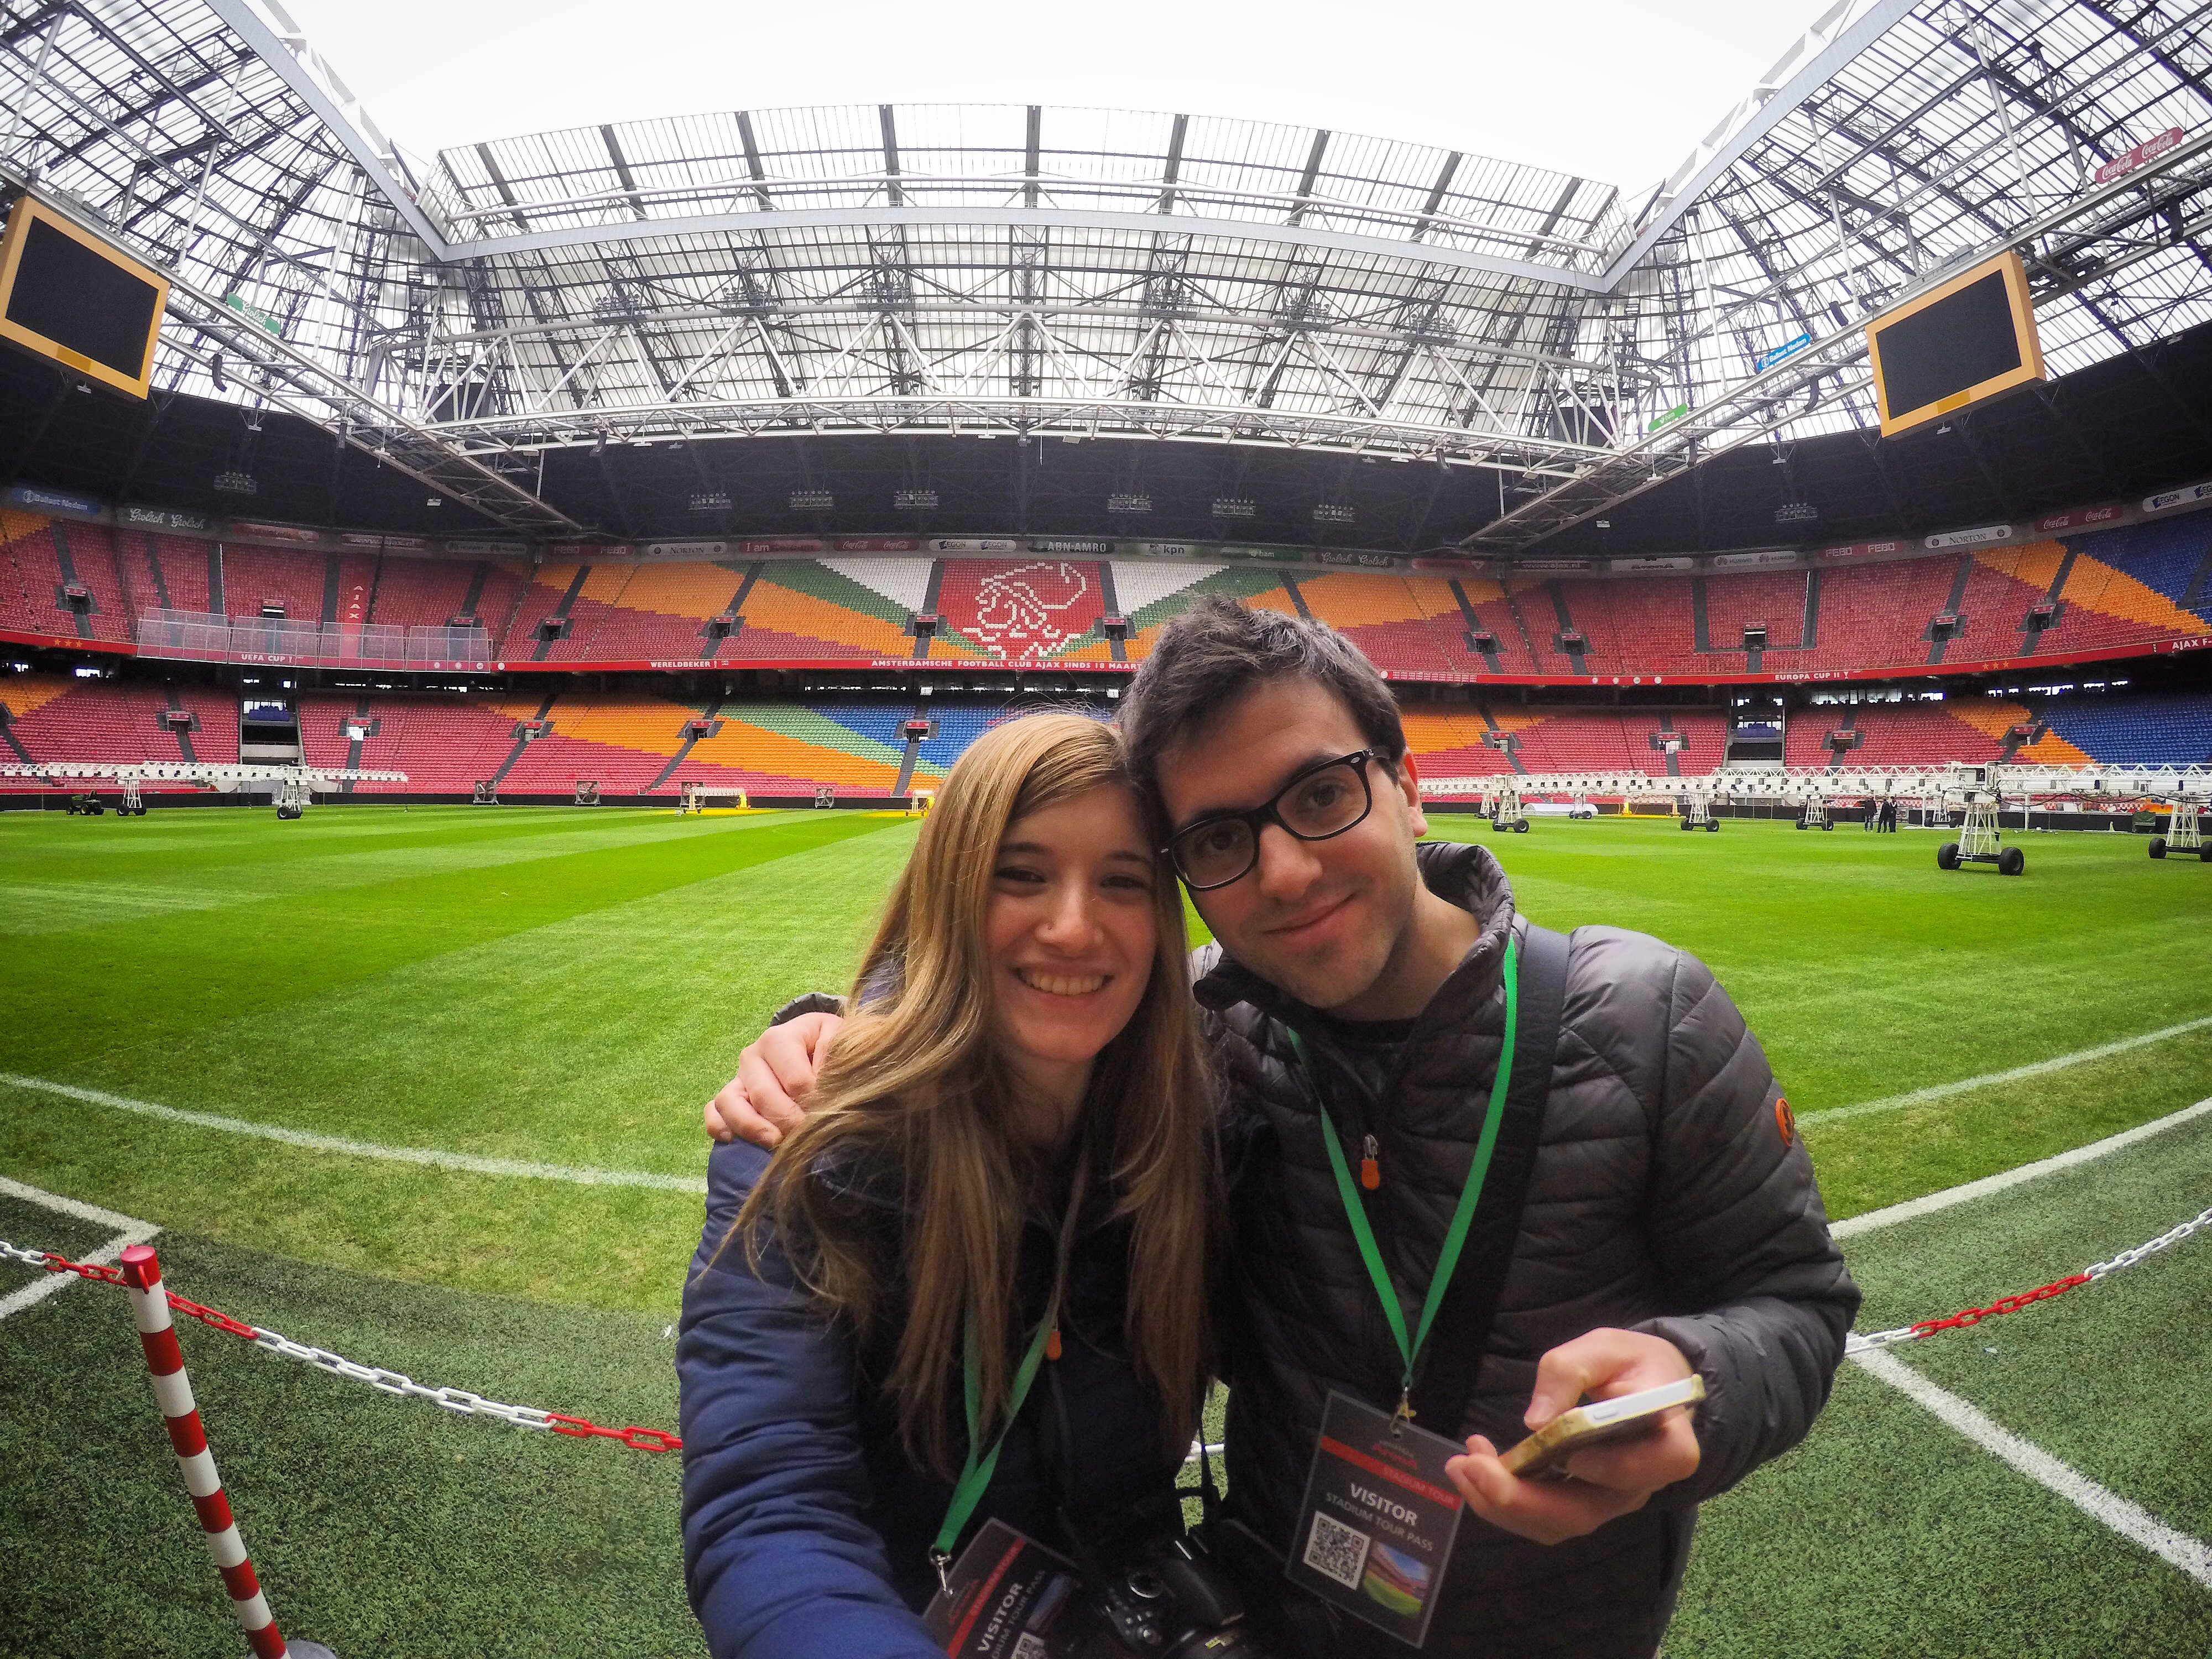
[24,1204,2203,1422]
[2083,1203,2212,1279]
[1845,1198,2212,1355]
[244,1327,555,1431]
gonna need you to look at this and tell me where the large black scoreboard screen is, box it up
[1866,250,2043,437]
[0,195,169,399]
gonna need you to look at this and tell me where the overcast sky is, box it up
[278,0,1820,197]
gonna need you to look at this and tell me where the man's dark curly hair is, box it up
[1118,597,1405,811]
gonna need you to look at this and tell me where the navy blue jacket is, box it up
[678,1136,1188,1659]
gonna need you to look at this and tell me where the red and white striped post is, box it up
[117,1242,295,1659]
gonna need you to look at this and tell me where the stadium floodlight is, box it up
[1312,503,1355,525]
[1211,498,1255,519]
[688,491,731,512]
[790,488,833,511]
[1108,493,1152,514]
[1774,502,1818,524]
[212,470,257,495]
[893,489,938,510]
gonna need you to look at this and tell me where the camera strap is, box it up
[930,1148,1089,1588]
[1288,935,1518,1426]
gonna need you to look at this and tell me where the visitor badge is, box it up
[1285,1391,1467,1648]
[922,1519,1084,1658]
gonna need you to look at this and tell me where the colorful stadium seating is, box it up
[8,675,2209,797]
[4,505,2210,804]
[9,516,2207,679]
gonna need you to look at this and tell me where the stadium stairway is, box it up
[708,560,934,662]
[679,701,919,796]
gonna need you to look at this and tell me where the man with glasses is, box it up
[711,597,1856,1658]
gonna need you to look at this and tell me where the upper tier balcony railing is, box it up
[134,611,493,671]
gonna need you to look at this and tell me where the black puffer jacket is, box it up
[1200,839,1858,1659]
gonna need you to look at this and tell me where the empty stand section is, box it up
[2039,688,2212,767]
[933,558,1107,661]
[718,560,930,660]
[11,521,2212,680]
[2,676,205,764]
[1295,573,1457,677]
[2083,515,2212,624]
[585,561,749,660]
[218,544,325,625]
[368,556,483,629]
[1401,707,1517,784]
[1,518,132,643]
[680,702,920,795]
[1815,559,1961,672]
[1945,549,2057,661]
[1704,571,1808,661]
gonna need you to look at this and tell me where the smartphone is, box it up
[1496,1374,1705,1480]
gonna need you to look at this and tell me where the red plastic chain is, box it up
[17,1247,685,1453]
[33,1249,126,1286]
[1907,1271,2093,1338]
[27,1249,262,1340]
[544,1412,684,1453]
[165,1290,261,1342]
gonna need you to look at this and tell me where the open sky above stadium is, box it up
[273,0,1802,201]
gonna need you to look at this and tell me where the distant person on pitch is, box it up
[708,601,1859,1659]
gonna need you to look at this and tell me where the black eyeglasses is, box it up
[1164,750,1380,891]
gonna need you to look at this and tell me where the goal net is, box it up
[1623,794,1677,818]
[678,783,748,814]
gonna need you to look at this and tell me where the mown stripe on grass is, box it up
[1801,1013,2212,1126]
[1832,1095,2212,1239]
[1851,1347,2212,1589]
[0,1074,708,1193]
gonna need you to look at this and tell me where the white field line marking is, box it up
[0,1174,159,1322]
[0,1172,147,1232]
[1802,1013,2212,1125]
[1852,1347,2212,1589]
[1833,1095,2212,1239]
[0,1074,707,1194]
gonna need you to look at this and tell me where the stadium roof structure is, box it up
[2,0,2210,547]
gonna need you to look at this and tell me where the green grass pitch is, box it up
[2,803,2209,1656]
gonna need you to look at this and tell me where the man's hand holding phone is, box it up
[702,1010,843,1146]
[1443,1328,1702,1547]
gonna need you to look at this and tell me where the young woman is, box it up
[677,713,1220,1659]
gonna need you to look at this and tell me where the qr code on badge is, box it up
[1302,1509,1371,1590]
[1011,1636,1049,1659]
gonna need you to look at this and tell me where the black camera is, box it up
[1062,1531,1267,1659]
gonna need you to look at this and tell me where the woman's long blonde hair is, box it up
[729,712,1217,1474]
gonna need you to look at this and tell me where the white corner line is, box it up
[0,1074,708,1194]
[1832,1095,2212,1239]
[0,1175,160,1323]
[0,1172,149,1233]
[1851,1347,2212,1589]
[1803,1014,2212,1126]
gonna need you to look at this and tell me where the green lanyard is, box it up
[1287,935,1519,1423]
[928,1152,1088,1587]
[928,1301,1058,1587]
